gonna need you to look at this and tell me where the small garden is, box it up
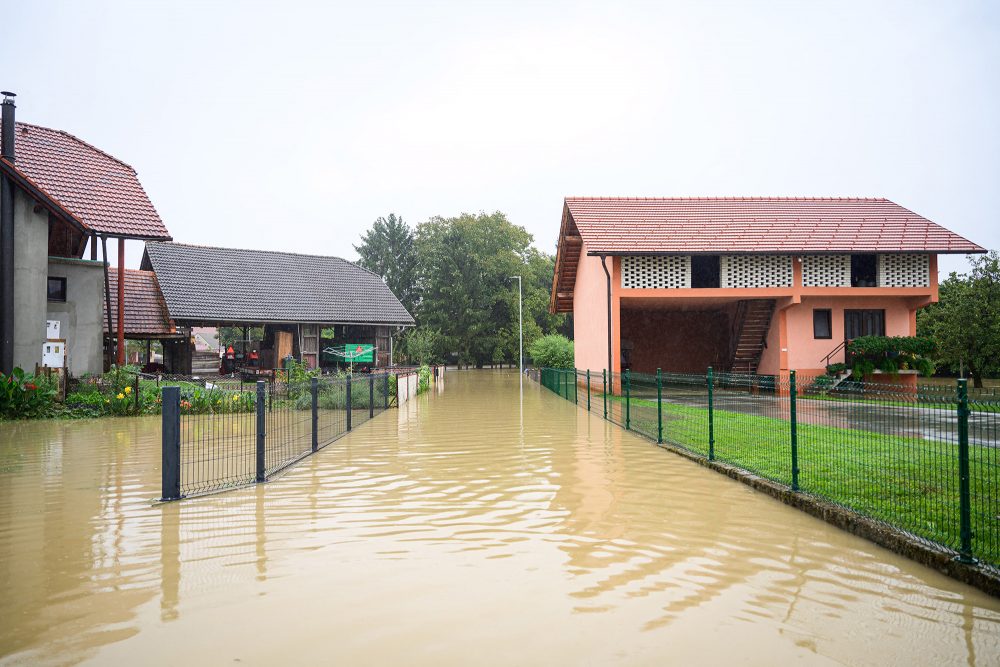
[0,360,419,421]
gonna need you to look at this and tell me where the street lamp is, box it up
[509,276,523,376]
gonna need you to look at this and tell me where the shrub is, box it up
[0,368,57,419]
[847,335,936,377]
[529,335,574,369]
[417,365,431,394]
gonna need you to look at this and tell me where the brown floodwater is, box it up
[1,370,999,665]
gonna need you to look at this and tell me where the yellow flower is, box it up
[232,394,239,401]
[124,386,132,394]
[105,399,110,404]
[116,393,125,400]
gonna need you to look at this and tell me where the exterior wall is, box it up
[12,190,49,373]
[45,257,106,376]
[572,247,612,372]
[758,296,917,378]
[620,309,730,374]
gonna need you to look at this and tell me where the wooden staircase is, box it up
[728,299,776,374]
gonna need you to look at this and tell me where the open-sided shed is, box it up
[141,242,414,374]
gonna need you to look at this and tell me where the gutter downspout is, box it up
[0,91,16,375]
[600,254,612,382]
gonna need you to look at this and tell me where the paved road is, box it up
[660,387,997,446]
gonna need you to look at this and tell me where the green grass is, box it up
[592,393,999,569]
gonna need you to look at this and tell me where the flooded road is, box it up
[2,370,999,665]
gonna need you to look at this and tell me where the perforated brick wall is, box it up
[878,254,929,287]
[720,255,792,288]
[801,255,850,287]
[621,256,691,289]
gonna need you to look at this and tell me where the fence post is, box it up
[573,368,578,405]
[956,378,975,563]
[384,373,389,409]
[369,373,375,418]
[790,370,799,492]
[625,369,631,430]
[707,366,715,461]
[160,386,181,500]
[586,369,591,412]
[346,373,353,431]
[656,368,663,443]
[311,377,319,453]
[256,380,266,483]
[603,369,607,419]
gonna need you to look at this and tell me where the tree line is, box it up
[354,212,571,368]
[918,250,1000,388]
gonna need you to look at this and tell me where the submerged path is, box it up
[1,370,999,665]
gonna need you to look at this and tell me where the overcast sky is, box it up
[3,1,998,275]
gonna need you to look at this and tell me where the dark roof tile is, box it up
[143,242,415,326]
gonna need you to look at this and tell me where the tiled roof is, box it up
[104,269,176,337]
[3,122,170,240]
[142,242,415,326]
[565,197,984,254]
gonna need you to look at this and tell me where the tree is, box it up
[528,334,574,368]
[354,213,418,314]
[404,327,442,365]
[415,212,535,368]
[918,251,1000,387]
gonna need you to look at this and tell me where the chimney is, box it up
[0,90,14,373]
[1,91,14,161]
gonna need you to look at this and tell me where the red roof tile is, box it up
[104,269,176,337]
[4,122,170,240]
[565,197,984,254]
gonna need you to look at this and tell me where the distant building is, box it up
[550,197,985,379]
[141,241,414,374]
[0,92,171,376]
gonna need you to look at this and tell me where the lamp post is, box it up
[509,276,523,376]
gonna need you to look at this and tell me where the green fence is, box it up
[536,367,1000,572]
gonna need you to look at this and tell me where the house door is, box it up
[844,309,885,339]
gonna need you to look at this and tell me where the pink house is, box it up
[550,197,985,380]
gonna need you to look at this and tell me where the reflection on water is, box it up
[1,371,999,665]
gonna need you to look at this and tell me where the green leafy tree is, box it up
[528,334,574,368]
[354,213,418,314]
[918,251,1000,387]
[405,327,442,365]
[415,212,535,367]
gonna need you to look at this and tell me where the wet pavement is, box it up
[1,370,999,665]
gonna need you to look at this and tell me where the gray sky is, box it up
[3,0,998,276]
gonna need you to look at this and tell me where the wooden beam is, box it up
[117,238,126,366]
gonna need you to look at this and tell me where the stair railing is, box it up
[822,339,850,368]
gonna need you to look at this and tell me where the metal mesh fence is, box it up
[535,367,1000,572]
[165,372,395,498]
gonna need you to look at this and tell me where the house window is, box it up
[691,255,721,288]
[813,309,832,339]
[850,254,878,287]
[47,277,67,302]
[844,309,885,339]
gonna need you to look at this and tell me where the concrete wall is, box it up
[12,190,49,373]
[572,247,612,372]
[46,257,106,376]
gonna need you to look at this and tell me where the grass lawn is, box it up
[598,394,999,569]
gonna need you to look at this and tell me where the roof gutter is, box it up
[586,249,986,256]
